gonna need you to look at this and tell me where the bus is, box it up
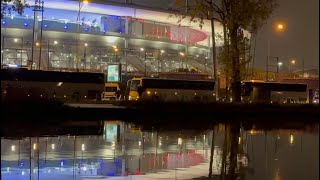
[102,82,120,100]
[125,77,216,102]
[241,80,308,103]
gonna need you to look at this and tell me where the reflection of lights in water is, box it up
[112,141,115,150]
[178,138,182,145]
[81,144,85,151]
[51,144,55,150]
[290,135,294,144]
[60,161,64,166]
[139,141,141,146]
[238,137,241,144]
[203,135,206,141]
[21,171,25,175]
[274,168,281,180]
[159,140,162,147]
[11,145,15,151]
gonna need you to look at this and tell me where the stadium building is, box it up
[0,0,235,78]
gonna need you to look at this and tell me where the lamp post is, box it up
[114,46,119,63]
[76,0,88,72]
[140,48,146,77]
[277,61,283,72]
[290,59,296,72]
[84,43,87,70]
[266,23,285,81]
[179,52,185,70]
[158,50,164,78]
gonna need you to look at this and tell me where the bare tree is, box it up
[174,0,277,102]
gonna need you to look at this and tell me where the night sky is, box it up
[254,0,319,71]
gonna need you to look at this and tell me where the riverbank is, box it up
[1,99,319,137]
[1,99,318,122]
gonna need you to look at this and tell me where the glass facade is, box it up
[0,2,213,76]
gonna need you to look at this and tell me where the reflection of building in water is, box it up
[1,122,211,178]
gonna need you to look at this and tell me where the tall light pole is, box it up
[76,0,88,72]
[31,0,44,70]
[277,61,283,72]
[140,48,146,77]
[266,23,285,81]
[84,43,87,70]
[179,52,185,70]
[290,59,296,72]
[158,50,164,78]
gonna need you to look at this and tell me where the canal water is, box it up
[1,120,319,180]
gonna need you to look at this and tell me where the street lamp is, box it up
[278,61,283,72]
[113,47,119,63]
[277,23,284,31]
[267,22,286,80]
[291,60,296,65]
[140,48,147,76]
[83,43,88,70]
[290,59,296,72]
[179,52,185,70]
[158,50,164,77]
[76,0,88,71]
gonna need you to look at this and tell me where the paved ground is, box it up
[66,103,125,109]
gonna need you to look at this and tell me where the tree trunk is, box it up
[220,125,228,180]
[227,123,240,180]
[223,23,229,101]
[230,27,241,102]
[211,18,218,100]
[208,128,215,179]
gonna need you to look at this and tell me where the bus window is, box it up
[130,80,140,91]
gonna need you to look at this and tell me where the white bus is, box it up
[125,77,216,102]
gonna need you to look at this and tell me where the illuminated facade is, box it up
[0,0,230,76]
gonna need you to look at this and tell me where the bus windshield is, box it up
[130,80,140,91]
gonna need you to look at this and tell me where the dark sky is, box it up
[254,0,319,70]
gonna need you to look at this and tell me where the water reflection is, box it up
[1,121,318,180]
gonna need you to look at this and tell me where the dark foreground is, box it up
[1,99,319,132]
